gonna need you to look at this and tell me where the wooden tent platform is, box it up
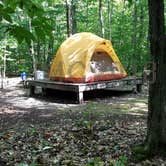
[26,77,142,104]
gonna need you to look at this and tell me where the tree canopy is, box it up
[0,0,149,76]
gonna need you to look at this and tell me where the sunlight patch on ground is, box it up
[79,97,148,116]
[1,97,77,110]
[39,113,55,118]
[130,102,148,115]
[0,77,148,117]
[0,106,28,114]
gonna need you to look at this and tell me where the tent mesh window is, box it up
[89,51,119,74]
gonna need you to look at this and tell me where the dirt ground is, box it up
[0,77,166,166]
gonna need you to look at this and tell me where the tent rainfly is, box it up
[49,32,127,83]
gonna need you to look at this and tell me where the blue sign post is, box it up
[21,72,27,81]
[21,72,27,87]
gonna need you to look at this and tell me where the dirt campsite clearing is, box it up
[0,77,165,165]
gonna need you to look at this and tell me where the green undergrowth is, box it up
[132,144,149,161]
[69,96,148,116]
[83,155,128,166]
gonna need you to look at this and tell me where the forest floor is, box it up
[0,77,166,166]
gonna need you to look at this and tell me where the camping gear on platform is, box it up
[49,32,127,83]
[35,70,44,80]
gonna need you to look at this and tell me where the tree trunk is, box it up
[86,0,89,28]
[65,0,71,37]
[46,34,54,71]
[118,0,125,45]
[146,0,166,154]
[137,5,145,71]
[138,6,144,43]
[132,0,138,75]
[43,43,46,64]
[107,0,113,40]
[71,0,77,34]
[0,66,4,89]
[37,39,41,70]
[133,0,137,52]
[99,0,105,38]
[28,18,37,79]
[3,53,6,78]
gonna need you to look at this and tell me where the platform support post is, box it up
[29,86,35,96]
[77,91,84,104]
[137,84,142,93]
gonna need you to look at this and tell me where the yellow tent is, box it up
[49,32,127,83]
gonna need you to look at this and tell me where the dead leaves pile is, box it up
[0,107,165,166]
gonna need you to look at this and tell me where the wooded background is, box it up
[0,0,164,77]
[0,0,166,162]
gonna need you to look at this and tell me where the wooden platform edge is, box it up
[26,77,143,104]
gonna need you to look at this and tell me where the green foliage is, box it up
[32,17,53,41]
[1,0,53,45]
[0,0,149,76]
[131,144,149,161]
[0,4,14,23]
[74,102,101,131]
[27,126,38,136]
[84,157,104,166]
[110,155,128,166]
[18,162,42,166]
[8,26,35,45]
[83,155,128,166]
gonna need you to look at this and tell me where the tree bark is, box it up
[28,18,37,79]
[132,0,138,75]
[118,0,125,45]
[65,0,71,37]
[138,6,144,43]
[3,52,6,78]
[71,0,77,34]
[86,0,89,28]
[0,67,3,89]
[37,39,41,69]
[137,5,145,71]
[107,0,113,40]
[146,0,166,154]
[99,0,105,38]
[46,34,54,70]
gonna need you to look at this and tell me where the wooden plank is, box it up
[26,77,143,103]
[27,80,79,92]
[27,77,142,90]
[27,78,143,93]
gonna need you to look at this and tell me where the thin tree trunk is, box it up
[1,46,7,89]
[3,53,6,78]
[65,0,71,37]
[43,43,46,63]
[132,0,138,75]
[47,34,54,69]
[107,0,113,40]
[99,0,105,38]
[0,67,3,89]
[71,0,77,34]
[146,0,166,154]
[138,6,144,42]
[118,0,125,46]
[137,6,145,71]
[28,18,37,79]
[48,35,54,59]
[37,39,41,69]
[86,0,89,28]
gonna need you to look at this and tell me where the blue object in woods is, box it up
[21,72,27,81]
